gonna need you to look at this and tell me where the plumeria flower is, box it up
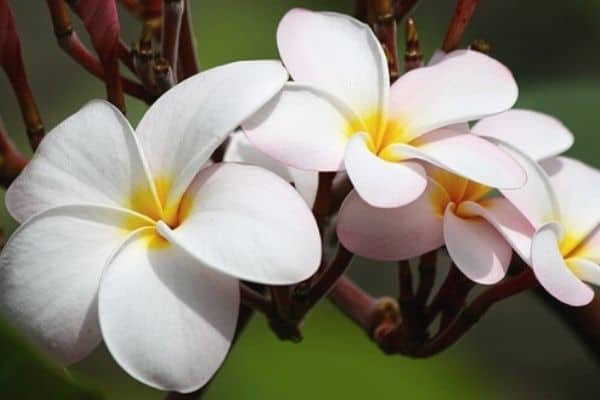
[224,130,318,207]
[337,109,574,284]
[243,8,525,208]
[500,153,600,306]
[0,61,321,392]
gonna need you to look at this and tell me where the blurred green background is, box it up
[1,0,599,399]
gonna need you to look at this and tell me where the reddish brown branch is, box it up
[240,283,273,316]
[368,0,400,82]
[1,0,45,149]
[312,171,336,231]
[413,268,538,357]
[305,246,353,309]
[329,276,376,330]
[46,0,152,105]
[415,251,436,306]
[404,17,423,71]
[354,0,367,21]
[0,117,28,188]
[442,0,481,52]
[161,0,184,77]
[178,0,199,79]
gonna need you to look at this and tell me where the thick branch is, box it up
[442,0,481,52]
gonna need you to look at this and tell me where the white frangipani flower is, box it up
[0,61,321,392]
[243,8,525,208]
[500,154,600,306]
[224,130,318,207]
[337,110,574,285]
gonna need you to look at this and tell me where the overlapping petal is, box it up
[472,109,573,161]
[541,157,600,246]
[345,133,427,208]
[157,163,321,284]
[137,60,288,218]
[388,50,518,140]
[244,83,357,171]
[224,131,318,206]
[99,228,239,393]
[6,100,160,223]
[0,205,150,365]
[567,258,600,286]
[336,180,447,260]
[458,198,534,262]
[388,129,526,190]
[444,205,512,284]
[569,226,600,263]
[531,223,594,306]
[494,141,560,228]
[277,8,389,130]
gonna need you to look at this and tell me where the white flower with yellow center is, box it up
[243,8,526,208]
[0,61,321,392]
[337,109,575,285]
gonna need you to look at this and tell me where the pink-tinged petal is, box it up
[388,50,517,140]
[336,180,447,261]
[541,157,600,243]
[99,228,239,393]
[459,198,535,263]
[472,109,573,161]
[427,49,447,65]
[0,205,150,365]
[157,163,321,284]
[224,131,318,207]
[444,205,512,284]
[569,226,600,264]
[137,60,288,217]
[494,141,560,228]
[70,0,119,55]
[389,129,526,190]
[244,83,356,172]
[567,258,600,287]
[277,8,388,129]
[6,100,160,223]
[345,133,427,208]
[531,223,594,306]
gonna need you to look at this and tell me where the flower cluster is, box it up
[0,6,598,395]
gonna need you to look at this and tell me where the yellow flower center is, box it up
[427,168,492,218]
[121,175,195,248]
[345,111,408,160]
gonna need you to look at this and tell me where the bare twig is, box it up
[178,0,199,79]
[404,17,422,71]
[161,0,184,76]
[1,0,45,149]
[369,0,400,82]
[442,0,481,52]
[0,117,28,188]
[305,246,353,309]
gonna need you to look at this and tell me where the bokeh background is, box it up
[1,0,599,399]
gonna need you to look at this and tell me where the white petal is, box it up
[244,83,357,172]
[531,223,594,306]
[137,60,288,218]
[345,133,427,208]
[472,109,573,161]
[336,180,447,261]
[541,157,600,244]
[567,258,600,286]
[389,129,526,189]
[99,228,239,393]
[224,131,318,207]
[444,205,512,284]
[277,8,389,128]
[0,205,149,365]
[459,198,535,263]
[388,50,518,140]
[158,163,321,284]
[495,141,560,228]
[6,100,159,223]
